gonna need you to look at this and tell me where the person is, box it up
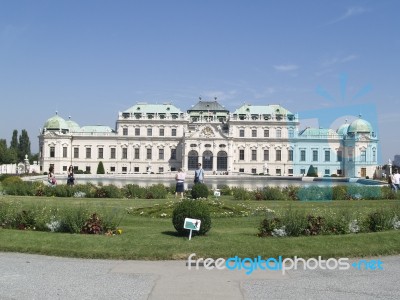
[67,165,75,186]
[48,166,57,186]
[194,163,204,184]
[393,169,400,192]
[175,168,186,199]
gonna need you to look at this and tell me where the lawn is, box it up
[0,195,399,260]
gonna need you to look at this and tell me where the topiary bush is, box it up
[261,187,287,201]
[191,183,209,199]
[172,200,211,236]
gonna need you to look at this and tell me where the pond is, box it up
[48,174,383,190]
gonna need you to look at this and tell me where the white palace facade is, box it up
[39,100,379,178]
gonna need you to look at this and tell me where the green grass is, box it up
[0,195,400,260]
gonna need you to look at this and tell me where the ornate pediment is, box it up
[187,125,229,140]
[200,126,215,138]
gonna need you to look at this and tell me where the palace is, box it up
[39,100,378,178]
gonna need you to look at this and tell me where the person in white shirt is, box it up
[392,169,400,192]
[175,168,186,199]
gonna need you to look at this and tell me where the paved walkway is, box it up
[0,252,399,299]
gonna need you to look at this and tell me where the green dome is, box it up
[347,118,373,133]
[43,113,69,131]
[66,117,80,132]
[337,123,350,135]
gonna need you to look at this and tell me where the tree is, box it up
[0,139,7,164]
[96,161,105,174]
[18,129,31,161]
[10,130,18,150]
[307,165,318,177]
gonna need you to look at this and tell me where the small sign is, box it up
[184,218,201,240]
[184,218,201,231]
[214,190,221,197]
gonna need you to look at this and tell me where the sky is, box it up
[0,0,399,163]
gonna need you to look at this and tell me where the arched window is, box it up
[202,150,213,170]
[217,151,228,171]
[188,150,199,170]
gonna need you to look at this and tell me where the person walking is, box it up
[194,163,204,184]
[175,168,186,199]
[67,165,75,186]
[48,166,57,186]
[393,169,400,192]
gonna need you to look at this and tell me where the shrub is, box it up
[232,187,252,200]
[172,200,211,236]
[280,208,308,236]
[306,165,318,177]
[366,210,394,232]
[81,213,103,234]
[304,215,325,235]
[59,206,90,233]
[261,187,287,201]
[297,186,333,201]
[124,184,146,199]
[191,183,209,199]
[94,184,122,198]
[332,185,347,200]
[258,213,281,237]
[219,185,232,196]
[145,184,168,199]
[96,161,105,174]
[282,186,300,201]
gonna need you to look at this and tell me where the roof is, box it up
[233,104,293,115]
[299,127,339,137]
[336,123,350,135]
[188,101,228,112]
[347,118,373,133]
[43,113,69,131]
[79,125,115,133]
[123,103,182,114]
[66,117,80,132]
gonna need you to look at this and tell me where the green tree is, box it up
[96,161,105,174]
[18,129,31,161]
[0,139,7,164]
[10,130,18,150]
[307,165,318,177]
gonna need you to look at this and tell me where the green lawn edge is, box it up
[1,196,400,260]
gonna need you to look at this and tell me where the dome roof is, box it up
[337,123,350,135]
[347,118,373,133]
[43,113,69,131]
[66,116,80,132]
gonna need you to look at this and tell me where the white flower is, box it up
[160,213,167,217]
[349,220,360,233]
[393,216,400,230]
[272,226,287,237]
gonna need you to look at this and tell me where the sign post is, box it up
[184,218,201,240]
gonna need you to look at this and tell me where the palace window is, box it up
[288,149,293,161]
[264,149,269,161]
[86,148,91,159]
[239,149,245,160]
[276,149,281,161]
[50,146,55,158]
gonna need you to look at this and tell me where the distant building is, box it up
[39,100,379,178]
[393,155,400,167]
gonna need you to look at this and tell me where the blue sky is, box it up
[0,0,399,163]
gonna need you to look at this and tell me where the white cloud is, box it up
[328,7,370,25]
[273,64,299,72]
[321,54,358,68]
